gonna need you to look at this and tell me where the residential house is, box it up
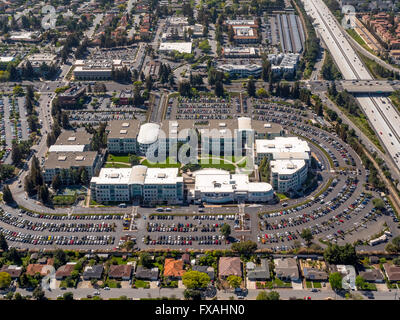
[247,259,271,281]
[302,267,328,281]
[164,258,185,279]
[192,266,215,281]
[26,264,52,277]
[358,268,384,283]
[55,262,77,280]
[135,266,159,281]
[82,265,104,280]
[274,258,300,281]
[383,263,400,282]
[336,265,356,290]
[108,264,133,281]
[218,257,242,278]
[0,265,23,279]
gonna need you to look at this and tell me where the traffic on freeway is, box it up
[302,0,400,172]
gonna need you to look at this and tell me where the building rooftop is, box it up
[144,168,183,185]
[159,42,192,54]
[256,137,310,155]
[194,168,272,194]
[44,151,99,169]
[106,119,141,140]
[53,130,92,147]
[137,123,161,145]
[91,166,147,185]
[270,159,306,175]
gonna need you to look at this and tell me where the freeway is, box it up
[302,0,400,176]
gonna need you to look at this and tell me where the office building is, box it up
[90,166,184,204]
[190,168,274,204]
[106,120,141,154]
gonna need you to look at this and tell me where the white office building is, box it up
[256,137,311,193]
[270,159,308,193]
[90,166,184,204]
[191,168,274,204]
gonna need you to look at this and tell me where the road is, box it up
[344,30,400,75]
[317,91,400,183]
[11,286,400,300]
[303,0,400,177]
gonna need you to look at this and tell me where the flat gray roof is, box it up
[44,151,99,169]
[54,130,93,146]
[106,120,141,139]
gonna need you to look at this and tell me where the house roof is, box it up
[359,269,384,282]
[247,259,270,280]
[192,266,215,280]
[108,264,133,278]
[383,263,400,282]
[164,259,185,277]
[274,258,299,279]
[83,265,103,278]
[303,267,328,280]
[135,266,159,280]
[26,264,52,276]
[0,265,23,278]
[56,263,76,278]
[219,257,242,277]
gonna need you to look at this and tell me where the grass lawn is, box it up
[306,281,312,289]
[198,156,236,172]
[346,29,374,54]
[52,195,76,205]
[107,154,131,163]
[134,279,150,289]
[276,193,289,201]
[141,157,181,168]
[272,278,292,288]
[105,162,132,168]
[313,281,322,288]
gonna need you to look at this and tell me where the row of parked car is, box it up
[0,211,115,233]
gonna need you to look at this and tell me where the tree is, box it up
[2,185,13,204]
[300,228,313,247]
[247,77,256,97]
[139,252,152,268]
[0,272,11,289]
[214,80,224,97]
[372,198,385,211]
[227,275,242,289]
[0,233,8,252]
[129,154,140,166]
[32,287,46,300]
[256,87,268,98]
[329,272,342,291]
[231,240,257,256]
[323,244,357,265]
[52,174,62,191]
[182,270,211,289]
[38,185,50,204]
[183,289,202,300]
[266,291,280,300]
[63,292,74,301]
[256,291,269,300]
[220,224,231,238]
[355,275,366,290]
